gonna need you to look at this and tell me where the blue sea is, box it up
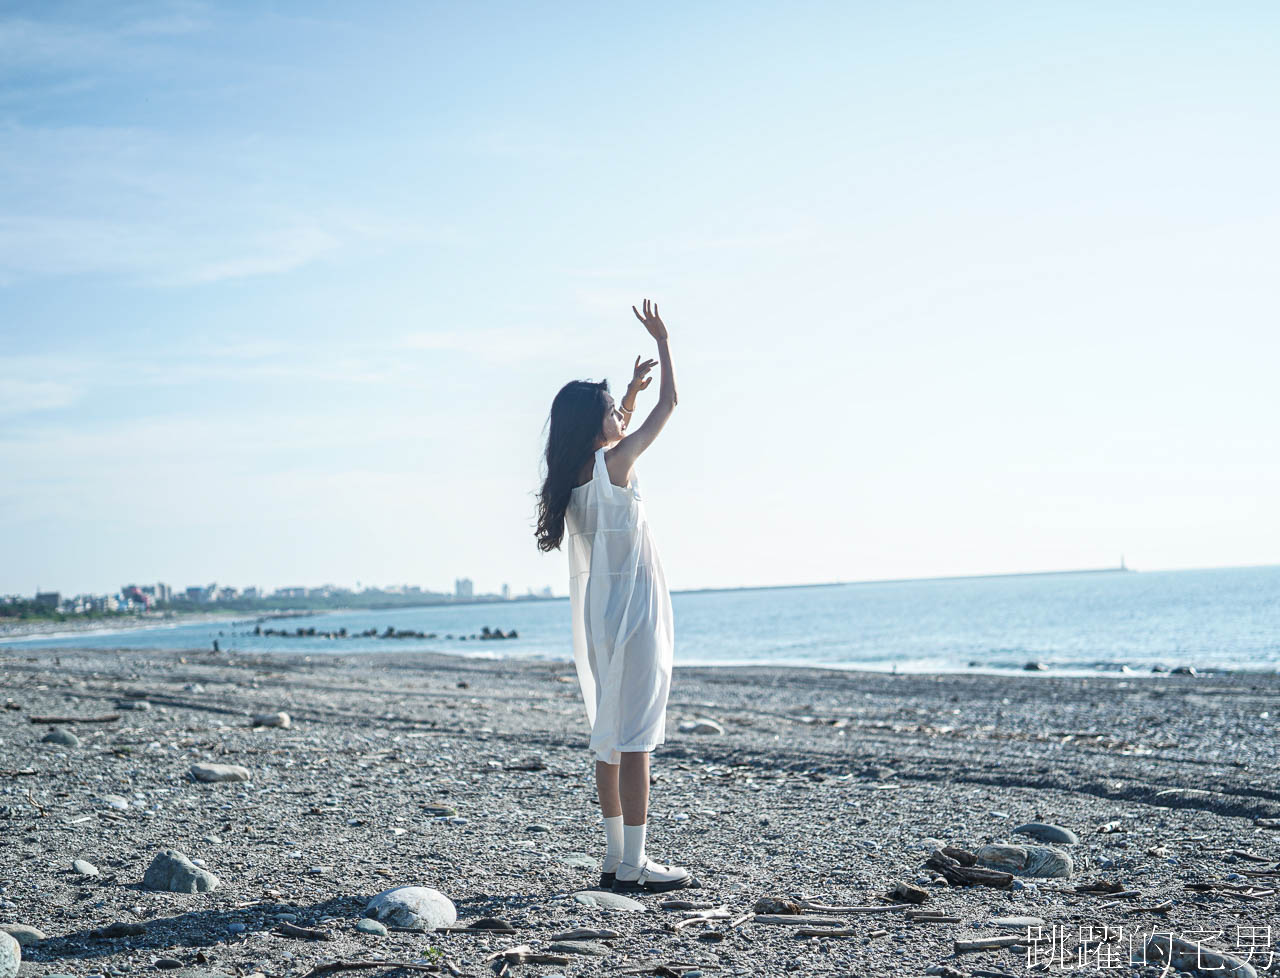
[3,566,1278,676]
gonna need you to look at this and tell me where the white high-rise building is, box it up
[454,578,473,599]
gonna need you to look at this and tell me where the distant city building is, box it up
[539,586,553,598]
[454,578,473,599]
[34,591,60,610]
[185,586,207,603]
[501,583,510,600]
[275,587,308,599]
[157,582,172,602]
[242,587,261,599]
[122,584,151,609]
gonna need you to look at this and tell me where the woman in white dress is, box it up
[534,299,693,894]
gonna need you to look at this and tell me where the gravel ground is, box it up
[1,648,1278,978]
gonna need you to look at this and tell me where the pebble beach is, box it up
[2,647,1278,978]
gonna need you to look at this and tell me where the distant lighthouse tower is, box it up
[1120,554,1128,571]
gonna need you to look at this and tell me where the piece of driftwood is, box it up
[1186,880,1277,898]
[1256,817,1280,829]
[616,965,723,976]
[940,846,977,866]
[1221,888,1275,900]
[29,714,120,724]
[1073,880,1125,895]
[795,927,857,937]
[798,900,914,914]
[1227,848,1273,862]
[485,946,569,966]
[659,899,717,910]
[302,960,441,978]
[276,922,333,940]
[883,882,929,904]
[926,850,1013,888]
[752,914,846,927]
[547,927,618,941]
[2,768,39,777]
[906,913,962,924]
[670,909,731,932]
[955,936,1025,953]
[729,912,756,929]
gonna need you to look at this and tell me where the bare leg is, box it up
[596,761,621,818]
[618,750,650,825]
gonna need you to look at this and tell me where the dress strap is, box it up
[592,447,614,500]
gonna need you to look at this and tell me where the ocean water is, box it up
[3,566,1278,675]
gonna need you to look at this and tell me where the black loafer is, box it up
[598,871,616,889]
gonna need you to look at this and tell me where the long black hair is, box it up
[535,379,610,552]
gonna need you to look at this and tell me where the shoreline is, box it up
[0,608,313,641]
[2,619,1274,680]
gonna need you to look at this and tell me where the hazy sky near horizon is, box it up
[3,1,1278,598]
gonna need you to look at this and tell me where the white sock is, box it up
[622,822,647,869]
[603,815,623,872]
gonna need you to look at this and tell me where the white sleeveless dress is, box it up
[564,447,674,764]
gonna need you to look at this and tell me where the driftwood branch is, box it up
[485,945,569,966]
[548,927,618,941]
[302,960,440,978]
[795,926,890,938]
[752,914,846,927]
[670,909,731,932]
[906,912,962,924]
[955,936,1025,953]
[926,849,1013,889]
[276,921,334,940]
[29,714,120,724]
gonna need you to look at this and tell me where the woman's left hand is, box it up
[629,355,658,392]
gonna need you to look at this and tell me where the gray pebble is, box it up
[41,727,80,747]
[1013,822,1080,845]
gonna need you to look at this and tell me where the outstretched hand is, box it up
[629,355,657,392]
[632,298,667,341]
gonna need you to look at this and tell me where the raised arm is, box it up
[607,299,677,484]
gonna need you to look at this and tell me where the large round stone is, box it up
[142,849,220,893]
[364,886,456,931]
[0,925,45,947]
[0,930,19,978]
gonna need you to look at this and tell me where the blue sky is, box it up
[3,1,1278,597]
